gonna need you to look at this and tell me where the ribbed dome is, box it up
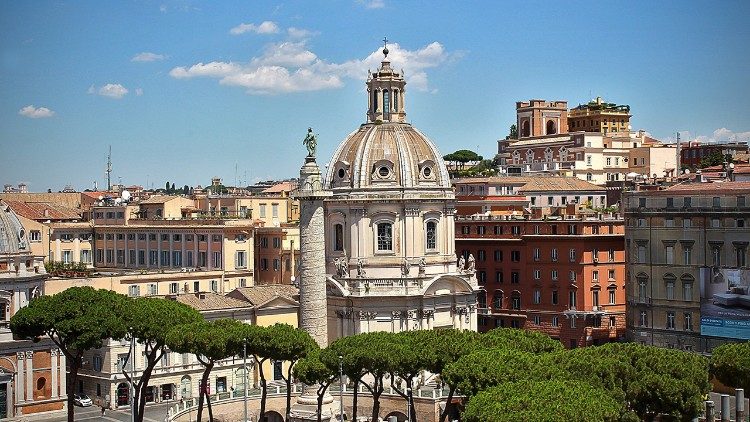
[0,202,29,254]
[325,122,451,192]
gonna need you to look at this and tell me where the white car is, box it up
[73,393,93,407]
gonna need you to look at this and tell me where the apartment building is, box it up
[624,181,750,352]
[454,178,626,348]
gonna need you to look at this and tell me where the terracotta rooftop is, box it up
[666,181,750,193]
[454,176,535,185]
[5,201,82,221]
[261,182,296,194]
[231,284,299,306]
[140,195,183,204]
[518,177,605,192]
[175,292,252,311]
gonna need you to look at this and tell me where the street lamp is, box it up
[338,355,344,422]
[130,330,136,422]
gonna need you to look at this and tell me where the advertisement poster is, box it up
[700,268,750,340]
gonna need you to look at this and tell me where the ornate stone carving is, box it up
[335,309,353,318]
[467,253,476,273]
[405,207,420,217]
[25,351,34,359]
[334,256,349,277]
[401,258,411,277]
[358,311,377,320]
[417,309,434,319]
[418,257,426,275]
[391,310,403,319]
[17,352,25,360]
[457,255,465,272]
[357,258,366,278]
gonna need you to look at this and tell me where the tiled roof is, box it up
[666,181,750,193]
[262,182,296,194]
[4,201,82,221]
[232,284,299,306]
[175,292,252,311]
[518,177,605,192]
[140,195,181,204]
[454,176,535,184]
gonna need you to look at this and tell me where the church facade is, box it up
[313,44,480,344]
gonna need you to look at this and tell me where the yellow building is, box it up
[568,97,631,135]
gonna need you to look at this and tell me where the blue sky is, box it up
[2,0,749,191]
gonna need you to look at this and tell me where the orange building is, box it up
[453,178,626,348]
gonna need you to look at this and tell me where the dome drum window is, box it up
[418,160,436,182]
[372,160,395,182]
[331,161,351,188]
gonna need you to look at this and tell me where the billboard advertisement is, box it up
[700,267,750,340]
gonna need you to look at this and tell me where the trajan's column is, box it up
[296,128,332,347]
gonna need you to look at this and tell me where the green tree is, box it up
[462,380,621,422]
[294,349,335,422]
[479,327,563,353]
[165,181,171,193]
[388,331,432,422]
[322,333,375,421]
[699,150,729,168]
[264,324,318,420]
[443,149,483,171]
[509,124,518,139]
[170,182,176,193]
[183,185,190,195]
[710,342,750,391]
[121,298,203,422]
[10,287,129,422]
[166,319,245,422]
[421,329,480,422]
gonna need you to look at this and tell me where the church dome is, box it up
[0,201,30,255]
[324,42,451,193]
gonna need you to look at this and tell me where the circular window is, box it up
[338,168,346,179]
[378,166,390,177]
[423,167,432,178]
[36,377,46,390]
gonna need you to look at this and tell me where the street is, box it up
[43,403,173,422]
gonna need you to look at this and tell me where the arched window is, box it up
[544,147,553,162]
[511,291,521,310]
[477,292,487,308]
[180,376,192,399]
[681,274,694,301]
[425,220,437,250]
[586,173,593,181]
[372,90,378,112]
[559,147,568,161]
[636,273,649,303]
[521,120,530,137]
[525,149,534,163]
[664,273,676,300]
[333,223,344,251]
[383,89,390,120]
[512,151,521,165]
[493,290,504,309]
[546,120,557,135]
[376,222,393,251]
[393,89,399,112]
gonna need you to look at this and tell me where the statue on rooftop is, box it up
[302,127,317,158]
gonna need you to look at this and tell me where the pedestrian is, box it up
[100,404,106,417]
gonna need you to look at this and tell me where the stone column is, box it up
[59,351,66,399]
[295,156,332,347]
[16,352,24,402]
[51,349,58,398]
[25,351,33,402]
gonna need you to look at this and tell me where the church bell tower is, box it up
[367,38,407,123]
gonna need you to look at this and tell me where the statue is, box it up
[302,127,317,158]
[418,257,426,274]
[341,255,349,277]
[402,258,411,277]
[357,258,366,278]
[467,253,476,273]
[457,255,465,272]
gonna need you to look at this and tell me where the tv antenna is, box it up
[106,145,112,191]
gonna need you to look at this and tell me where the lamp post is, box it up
[338,355,344,422]
[406,387,412,422]
[243,338,248,422]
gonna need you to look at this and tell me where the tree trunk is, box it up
[258,358,268,422]
[408,388,417,422]
[317,386,324,422]
[285,365,294,421]
[134,350,160,422]
[197,363,212,422]
[370,377,383,422]
[206,390,214,422]
[438,385,456,422]
[352,378,358,421]
[66,355,82,422]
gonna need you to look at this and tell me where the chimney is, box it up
[43,209,50,218]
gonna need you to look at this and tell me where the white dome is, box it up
[325,122,451,192]
[0,202,29,255]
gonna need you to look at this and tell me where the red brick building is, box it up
[454,177,626,348]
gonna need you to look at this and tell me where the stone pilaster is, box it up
[296,156,332,347]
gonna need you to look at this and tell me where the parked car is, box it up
[73,393,93,407]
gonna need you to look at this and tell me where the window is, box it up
[186,251,193,267]
[212,252,222,268]
[493,225,502,235]
[552,316,559,327]
[738,219,745,228]
[609,316,616,328]
[569,249,576,262]
[569,270,577,282]
[551,290,558,305]
[570,318,576,329]
[93,354,102,372]
[666,280,675,300]
[551,248,558,262]
[477,250,486,261]
[173,234,181,241]
[236,251,247,269]
[478,271,486,284]
[682,218,691,228]
[261,258,268,271]
[683,282,692,301]
[496,271,503,283]
[172,251,181,267]
[477,226,486,235]
[62,250,72,264]
[210,280,218,293]
[161,251,170,266]
[212,235,221,242]
[511,272,519,284]
[666,312,675,330]
[684,313,692,331]
[149,234,157,241]
[106,249,113,263]
[194,281,200,292]
[170,283,178,294]
[129,285,140,297]
[665,245,674,264]
[426,221,437,250]
[129,250,136,265]
[533,290,541,304]
[533,269,541,280]
[592,270,599,282]
[511,250,521,262]
[711,218,721,228]
[606,157,611,166]
[273,258,280,271]
[383,89,390,119]
[736,245,747,267]
[638,279,647,302]
[494,250,503,261]
[260,237,268,248]
[492,291,503,309]
[637,245,647,263]
[259,204,266,218]
[511,294,521,310]
[30,230,41,242]
[533,315,541,325]
[376,222,393,251]
[713,197,721,207]
[639,198,647,208]
[683,197,691,208]
[551,269,558,280]
[533,248,540,261]
[639,311,648,327]
[609,289,616,305]
[147,284,158,296]
[512,226,521,235]
[80,249,91,264]
[738,196,746,207]
[117,354,129,372]
[461,226,470,235]
[608,249,615,262]
[592,290,599,307]
[569,291,577,308]
[665,217,674,227]
[161,234,169,241]
[149,251,158,266]
[272,237,281,249]
[138,233,146,241]
[637,218,646,227]
[272,204,278,218]
[216,377,227,394]
[683,246,692,265]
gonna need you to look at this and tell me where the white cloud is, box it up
[88,83,129,99]
[357,0,385,9]
[666,128,750,144]
[159,4,167,12]
[230,21,279,35]
[135,88,144,96]
[170,40,455,95]
[19,105,55,118]
[132,52,165,62]
[287,27,319,39]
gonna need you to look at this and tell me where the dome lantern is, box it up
[367,37,406,124]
